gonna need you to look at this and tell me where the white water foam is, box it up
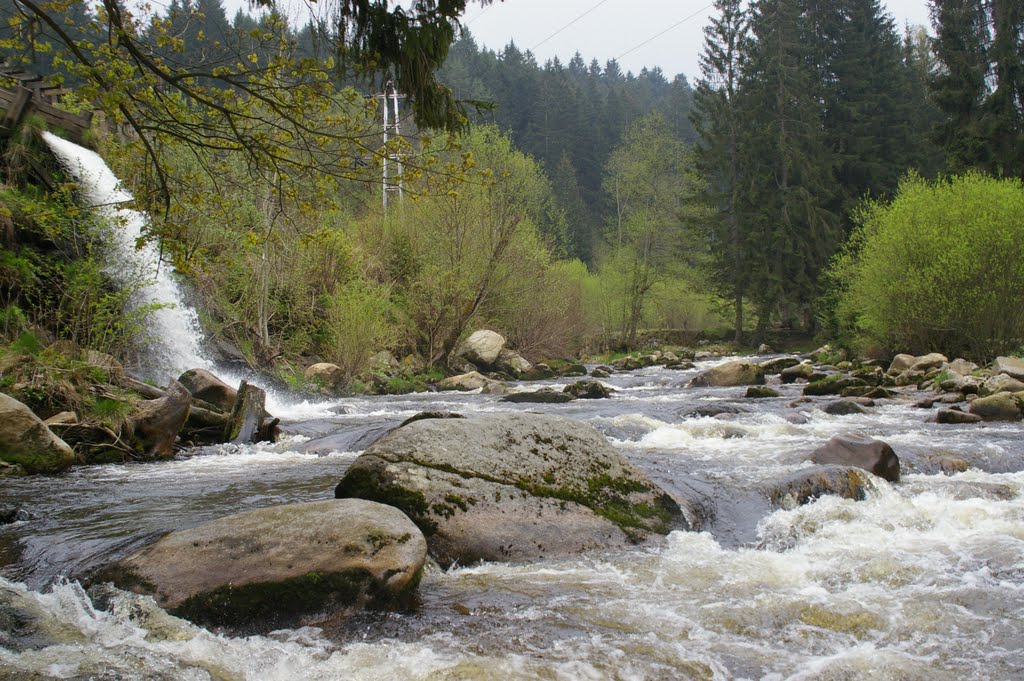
[43,133,210,378]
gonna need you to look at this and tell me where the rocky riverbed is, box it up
[2,351,1023,679]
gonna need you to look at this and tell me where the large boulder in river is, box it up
[687,360,765,388]
[993,356,1024,381]
[334,413,687,567]
[910,352,948,372]
[457,330,506,367]
[809,434,900,483]
[178,368,237,412]
[438,371,504,392]
[0,393,77,474]
[968,392,1023,422]
[763,465,876,508]
[130,379,192,459]
[105,499,425,627]
[983,374,1024,395]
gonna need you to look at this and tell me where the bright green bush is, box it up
[829,173,1024,359]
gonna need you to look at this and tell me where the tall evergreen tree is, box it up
[691,0,750,343]
[739,0,839,333]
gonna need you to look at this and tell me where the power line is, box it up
[617,2,714,62]
[531,0,613,51]
[464,3,496,26]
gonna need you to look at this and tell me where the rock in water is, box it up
[131,379,192,459]
[993,356,1024,380]
[763,465,876,508]
[687,361,765,388]
[334,413,686,567]
[810,434,900,483]
[104,499,426,627]
[0,393,77,474]
[438,371,504,392]
[563,380,614,399]
[458,330,506,368]
[969,392,1024,422]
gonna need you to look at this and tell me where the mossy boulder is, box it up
[438,371,504,392]
[780,362,815,384]
[178,368,237,412]
[802,375,868,396]
[104,499,425,628]
[992,356,1024,381]
[0,392,77,474]
[745,386,780,399]
[687,360,765,388]
[501,389,575,404]
[334,412,687,567]
[936,408,983,425]
[763,465,876,508]
[758,356,801,374]
[968,392,1023,422]
[563,380,614,399]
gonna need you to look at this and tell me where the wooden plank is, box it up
[2,86,31,129]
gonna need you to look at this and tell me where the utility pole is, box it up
[382,81,406,212]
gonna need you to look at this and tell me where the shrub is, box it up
[828,173,1024,360]
[323,280,396,383]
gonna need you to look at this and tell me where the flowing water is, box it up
[3,138,1021,680]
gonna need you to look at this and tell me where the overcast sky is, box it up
[461,0,933,80]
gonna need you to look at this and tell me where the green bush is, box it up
[828,173,1024,360]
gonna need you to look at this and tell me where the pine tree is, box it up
[691,0,750,343]
[739,0,839,334]
[983,0,1024,175]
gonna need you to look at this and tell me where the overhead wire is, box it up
[530,0,613,51]
[617,2,714,61]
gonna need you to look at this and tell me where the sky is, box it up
[461,0,933,80]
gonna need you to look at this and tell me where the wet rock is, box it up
[105,499,425,628]
[438,371,504,392]
[757,343,774,354]
[803,376,868,396]
[0,460,26,477]
[563,380,614,399]
[399,411,466,428]
[745,386,780,398]
[178,368,237,412]
[500,389,576,404]
[784,412,809,424]
[557,362,589,377]
[851,366,885,385]
[823,400,868,416]
[130,379,192,459]
[968,392,1023,422]
[938,374,982,395]
[809,434,900,483]
[334,413,686,567]
[758,356,801,374]
[590,367,612,378]
[936,408,982,425]
[458,330,506,367]
[894,369,925,387]
[0,392,77,474]
[0,505,31,524]
[523,363,556,381]
[1,580,87,651]
[992,356,1024,381]
[780,362,815,383]
[304,363,345,388]
[680,404,750,418]
[763,465,876,508]
[687,360,765,388]
[914,396,940,409]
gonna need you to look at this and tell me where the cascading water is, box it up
[42,132,210,379]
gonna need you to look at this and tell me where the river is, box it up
[3,360,1023,680]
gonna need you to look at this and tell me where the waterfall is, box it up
[42,132,211,378]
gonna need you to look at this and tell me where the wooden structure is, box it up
[0,69,92,145]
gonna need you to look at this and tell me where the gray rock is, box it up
[780,362,815,383]
[823,400,868,416]
[494,349,532,376]
[0,392,77,474]
[888,353,916,373]
[993,356,1024,381]
[758,356,801,374]
[936,408,983,425]
[107,499,425,626]
[501,390,576,404]
[458,330,506,367]
[810,434,900,482]
[910,353,948,372]
[984,374,1024,395]
[687,360,765,388]
[745,386,780,399]
[946,358,979,376]
[438,371,504,392]
[334,413,686,567]
[968,392,1023,422]
[563,380,614,399]
[757,343,774,354]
